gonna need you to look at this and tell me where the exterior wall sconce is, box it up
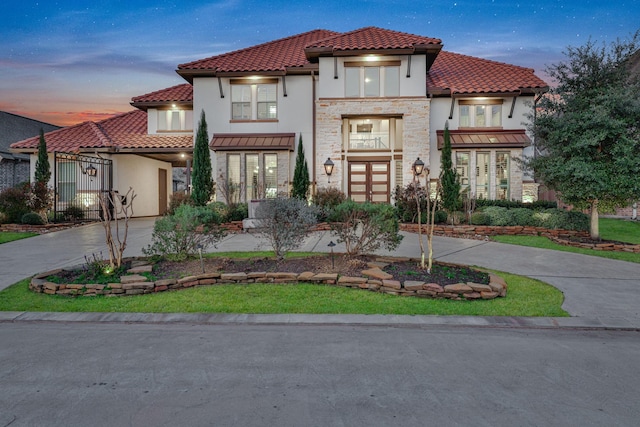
[82,164,98,177]
[412,157,425,177]
[324,158,335,183]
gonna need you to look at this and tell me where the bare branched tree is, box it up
[98,187,136,269]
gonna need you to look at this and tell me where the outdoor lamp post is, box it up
[328,240,336,269]
[411,157,429,270]
[324,158,334,183]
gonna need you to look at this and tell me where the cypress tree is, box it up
[291,135,310,200]
[440,121,461,216]
[191,110,213,206]
[34,129,50,184]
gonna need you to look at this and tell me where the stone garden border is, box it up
[29,257,508,301]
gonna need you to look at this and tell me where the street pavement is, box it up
[1,217,639,326]
[2,219,640,426]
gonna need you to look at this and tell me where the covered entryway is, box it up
[348,160,390,203]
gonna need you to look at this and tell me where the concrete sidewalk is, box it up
[1,218,639,326]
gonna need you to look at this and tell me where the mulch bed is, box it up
[150,254,489,286]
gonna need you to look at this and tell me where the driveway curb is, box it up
[1,311,638,331]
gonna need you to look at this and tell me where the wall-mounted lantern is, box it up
[82,164,98,177]
[412,157,425,177]
[324,158,335,183]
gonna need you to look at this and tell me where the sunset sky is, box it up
[1,0,638,127]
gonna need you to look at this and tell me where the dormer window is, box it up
[345,61,400,97]
[459,99,502,128]
[158,109,193,131]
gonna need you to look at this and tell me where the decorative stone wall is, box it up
[315,97,430,189]
[399,223,590,239]
[29,258,508,301]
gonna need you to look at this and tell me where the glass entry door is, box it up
[348,161,390,203]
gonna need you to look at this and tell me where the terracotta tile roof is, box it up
[428,51,548,95]
[131,83,193,104]
[11,110,192,153]
[305,27,442,54]
[178,29,339,75]
[210,133,295,151]
[436,129,531,148]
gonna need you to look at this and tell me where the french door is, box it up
[348,161,390,203]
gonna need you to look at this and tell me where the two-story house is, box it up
[11,26,548,218]
[177,26,547,204]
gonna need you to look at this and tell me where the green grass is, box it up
[0,270,567,317]
[0,231,38,244]
[600,218,640,244]
[492,218,640,264]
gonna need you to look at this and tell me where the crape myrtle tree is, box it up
[439,121,461,222]
[191,110,213,206]
[291,135,310,200]
[525,31,640,239]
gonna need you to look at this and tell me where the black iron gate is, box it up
[53,152,113,222]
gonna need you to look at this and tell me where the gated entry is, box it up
[53,152,113,222]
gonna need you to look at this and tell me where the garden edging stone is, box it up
[28,257,508,301]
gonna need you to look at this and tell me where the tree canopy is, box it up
[191,110,213,206]
[525,31,640,238]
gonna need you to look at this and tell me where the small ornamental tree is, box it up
[291,135,310,200]
[524,32,640,239]
[439,122,461,221]
[32,129,52,221]
[34,129,51,185]
[191,110,213,206]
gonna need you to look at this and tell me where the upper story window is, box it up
[345,61,400,98]
[459,100,502,128]
[158,109,193,131]
[231,79,278,121]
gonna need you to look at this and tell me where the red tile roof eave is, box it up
[428,87,549,97]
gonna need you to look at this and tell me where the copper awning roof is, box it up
[436,129,531,149]
[210,133,295,151]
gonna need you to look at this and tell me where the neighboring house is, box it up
[12,26,548,218]
[0,111,60,191]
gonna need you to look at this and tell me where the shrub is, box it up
[509,208,537,226]
[481,206,512,226]
[167,192,194,215]
[63,204,85,222]
[475,199,557,210]
[21,212,45,225]
[393,183,427,223]
[470,212,490,225]
[226,202,248,222]
[254,197,319,260]
[0,184,30,223]
[534,208,589,231]
[330,200,403,255]
[313,187,346,221]
[433,210,448,224]
[143,204,227,261]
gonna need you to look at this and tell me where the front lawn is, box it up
[0,231,38,244]
[492,218,640,264]
[0,269,567,317]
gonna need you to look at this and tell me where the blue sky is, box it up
[1,0,637,126]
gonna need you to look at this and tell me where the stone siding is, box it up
[315,97,430,189]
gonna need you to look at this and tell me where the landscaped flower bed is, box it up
[29,256,508,301]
